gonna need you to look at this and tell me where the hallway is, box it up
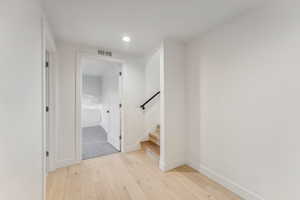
[46,151,241,200]
[82,126,119,160]
[3,1,297,200]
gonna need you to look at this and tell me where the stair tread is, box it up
[149,131,160,139]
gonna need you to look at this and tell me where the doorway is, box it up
[80,56,122,160]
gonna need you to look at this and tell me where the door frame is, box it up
[42,17,57,200]
[75,51,125,161]
[44,50,57,173]
[45,50,50,173]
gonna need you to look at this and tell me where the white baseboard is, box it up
[188,161,264,200]
[107,136,120,150]
[160,159,185,172]
[110,140,120,150]
[55,159,80,169]
[123,143,141,153]
[47,164,57,173]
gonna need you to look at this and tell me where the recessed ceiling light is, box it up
[122,36,131,42]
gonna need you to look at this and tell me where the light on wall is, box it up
[122,36,131,42]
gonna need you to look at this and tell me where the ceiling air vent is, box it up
[98,49,112,57]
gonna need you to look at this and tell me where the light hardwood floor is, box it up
[47,151,241,200]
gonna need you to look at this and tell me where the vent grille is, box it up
[98,49,112,57]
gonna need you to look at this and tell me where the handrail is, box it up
[140,91,160,110]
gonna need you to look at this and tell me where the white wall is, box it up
[56,42,77,168]
[82,75,102,100]
[81,75,102,128]
[0,0,44,199]
[186,3,300,200]
[55,42,145,167]
[144,49,161,138]
[160,40,186,171]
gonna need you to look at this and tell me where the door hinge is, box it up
[46,151,49,157]
[46,61,49,68]
[119,72,122,76]
[46,106,49,112]
[119,104,122,108]
[119,135,122,140]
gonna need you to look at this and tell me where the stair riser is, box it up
[149,136,160,146]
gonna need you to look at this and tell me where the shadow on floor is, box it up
[82,126,119,160]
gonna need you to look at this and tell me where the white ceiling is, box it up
[44,0,263,56]
[81,58,120,77]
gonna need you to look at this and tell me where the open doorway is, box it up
[80,57,122,160]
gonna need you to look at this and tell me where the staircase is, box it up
[141,125,160,160]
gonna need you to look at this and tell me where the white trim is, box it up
[41,16,47,200]
[55,159,80,169]
[75,52,82,162]
[107,137,120,150]
[81,121,101,128]
[76,52,125,162]
[47,52,58,173]
[159,43,166,172]
[159,159,185,172]
[188,162,265,200]
[43,17,57,173]
[123,143,141,153]
[44,20,56,52]
[83,54,124,64]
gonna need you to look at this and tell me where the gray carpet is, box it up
[82,126,119,160]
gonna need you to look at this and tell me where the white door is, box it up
[117,71,122,151]
[114,70,122,151]
[102,68,122,151]
[109,103,121,151]
[108,70,122,151]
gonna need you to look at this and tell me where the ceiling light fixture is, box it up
[122,36,131,42]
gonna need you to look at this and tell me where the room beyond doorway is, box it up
[82,126,118,159]
[80,56,122,160]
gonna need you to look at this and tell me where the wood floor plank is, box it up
[109,154,148,200]
[63,164,82,200]
[80,162,98,200]
[46,151,241,200]
[47,167,68,200]
[120,152,176,200]
[130,151,214,200]
[176,166,241,200]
